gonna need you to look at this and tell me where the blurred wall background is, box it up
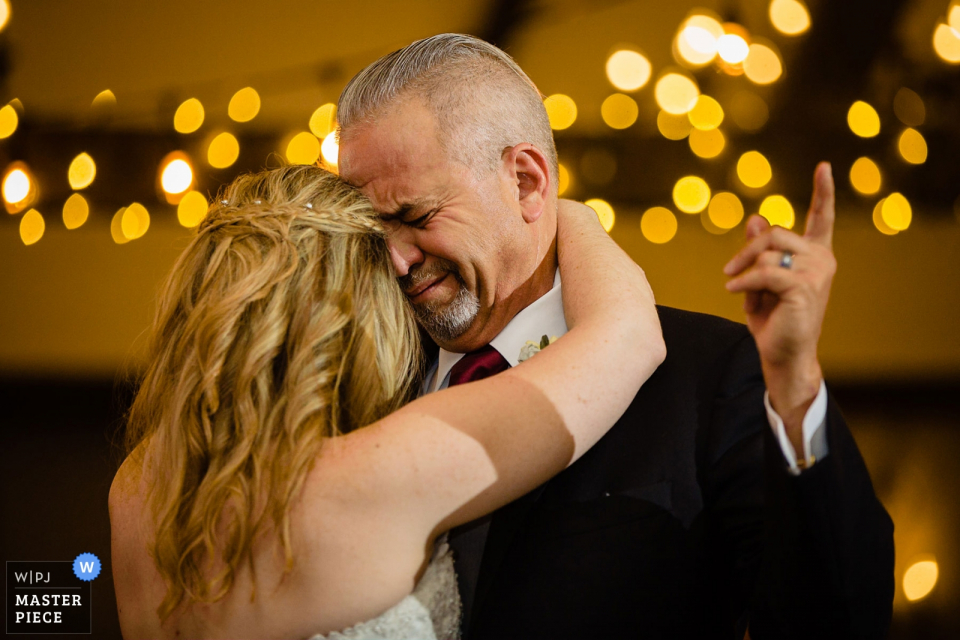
[1,0,958,637]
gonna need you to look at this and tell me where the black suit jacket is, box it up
[449,306,894,639]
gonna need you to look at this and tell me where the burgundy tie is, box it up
[447,344,509,386]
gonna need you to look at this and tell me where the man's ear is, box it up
[502,143,551,224]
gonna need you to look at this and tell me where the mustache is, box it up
[398,259,462,296]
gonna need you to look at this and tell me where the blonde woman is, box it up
[109,165,664,639]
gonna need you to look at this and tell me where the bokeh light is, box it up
[286,132,321,165]
[0,0,10,33]
[62,193,89,230]
[769,0,810,36]
[20,208,44,246]
[759,195,795,229]
[544,94,578,130]
[688,95,724,130]
[849,157,882,195]
[873,198,898,235]
[160,157,193,194]
[91,89,116,110]
[122,203,150,240]
[933,23,960,64]
[743,43,783,84]
[737,151,773,188]
[676,14,724,66]
[601,93,639,129]
[641,206,678,243]
[658,110,693,140]
[110,207,129,245]
[848,101,881,137]
[689,128,725,158]
[951,2,960,30]
[3,164,34,211]
[882,192,912,231]
[655,73,700,115]
[0,103,18,139]
[309,103,337,138]
[898,128,928,164]
[208,132,240,168]
[903,559,938,602]
[717,33,750,64]
[729,91,769,131]
[708,191,745,229]
[894,87,925,126]
[673,176,711,213]
[321,130,340,168]
[585,198,615,232]
[606,50,652,91]
[177,190,209,228]
[228,87,261,123]
[68,152,96,190]
[174,98,205,134]
[558,163,570,196]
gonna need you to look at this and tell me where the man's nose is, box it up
[386,228,424,277]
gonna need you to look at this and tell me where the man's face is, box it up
[338,98,535,352]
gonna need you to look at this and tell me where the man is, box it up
[337,34,893,639]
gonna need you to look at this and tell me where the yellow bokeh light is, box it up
[718,33,750,64]
[62,193,89,230]
[91,89,116,109]
[848,101,881,137]
[894,88,925,126]
[178,190,209,228]
[3,166,32,205]
[673,176,711,213]
[951,3,960,30]
[759,195,795,229]
[655,73,700,115]
[228,87,260,123]
[309,103,337,138]
[708,192,745,229]
[286,132,320,165]
[641,207,678,244]
[174,98,205,134]
[882,192,912,231]
[20,208,44,245]
[689,128,725,159]
[68,152,96,190]
[122,202,150,240]
[321,130,340,168]
[849,157,882,195]
[658,110,693,140]
[161,158,193,194]
[0,104,18,138]
[544,94,578,130]
[585,198,615,232]
[606,50,652,91]
[729,91,769,131]
[872,198,898,235]
[558,163,570,196]
[903,559,938,601]
[737,151,773,189]
[0,0,10,33]
[208,132,240,169]
[688,95,724,130]
[744,43,783,84]
[898,128,928,164]
[111,208,129,244]
[601,93,639,129]
[933,23,960,64]
[769,0,810,36]
[676,15,724,66]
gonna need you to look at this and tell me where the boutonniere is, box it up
[518,334,559,363]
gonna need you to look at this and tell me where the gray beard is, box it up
[412,278,480,343]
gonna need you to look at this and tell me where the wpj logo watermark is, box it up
[6,554,100,634]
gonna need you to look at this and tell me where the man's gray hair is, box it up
[337,33,558,185]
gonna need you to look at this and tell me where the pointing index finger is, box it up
[804,161,835,248]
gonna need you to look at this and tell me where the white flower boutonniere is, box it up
[518,334,559,363]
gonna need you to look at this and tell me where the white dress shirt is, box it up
[423,271,829,474]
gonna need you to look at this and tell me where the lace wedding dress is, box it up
[309,535,461,640]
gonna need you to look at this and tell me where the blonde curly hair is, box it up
[123,165,421,620]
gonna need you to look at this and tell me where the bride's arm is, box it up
[311,201,664,536]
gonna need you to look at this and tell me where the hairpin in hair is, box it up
[304,203,313,209]
[220,200,229,205]
[254,200,262,205]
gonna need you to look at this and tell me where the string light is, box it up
[601,93,639,129]
[673,176,711,213]
[286,132,321,165]
[769,0,810,36]
[91,89,117,110]
[110,207,129,244]
[903,558,938,601]
[606,50,652,91]
[743,43,783,84]
[321,130,340,168]
[174,98,205,134]
[122,203,150,240]
[689,128,725,159]
[894,88,925,127]
[675,14,724,67]
[544,94,578,130]
[177,190,209,228]
[872,198,898,235]
[933,22,960,63]
[68,153,97,190]
[62,193,89,230]
[160,155,193,195]
[688,95,724,130]
[658,110,693,140]
[759,195,795,229]
[228,87,261,123]
[882,192,912,231]
[0,103,18,138]
[898,128,928,164]
[309,103,337,138]
[655,73,700,115]
[708,192,745,230]
[641,207,678,243]
[3,165,33,208]
[849,157,882,195]
[717,33,750,64]
[848,101,881,137]
[0,0,10,34]
[558,163,571,196]
[737,151,772,189]
[20,208,44,245]
[585,198,615,232]
[208,132,240,168]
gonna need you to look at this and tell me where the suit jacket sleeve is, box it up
[698,332,895,639]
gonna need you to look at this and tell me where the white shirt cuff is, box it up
[764,380,829,476]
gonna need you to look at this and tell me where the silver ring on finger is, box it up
[778,251,795,269]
